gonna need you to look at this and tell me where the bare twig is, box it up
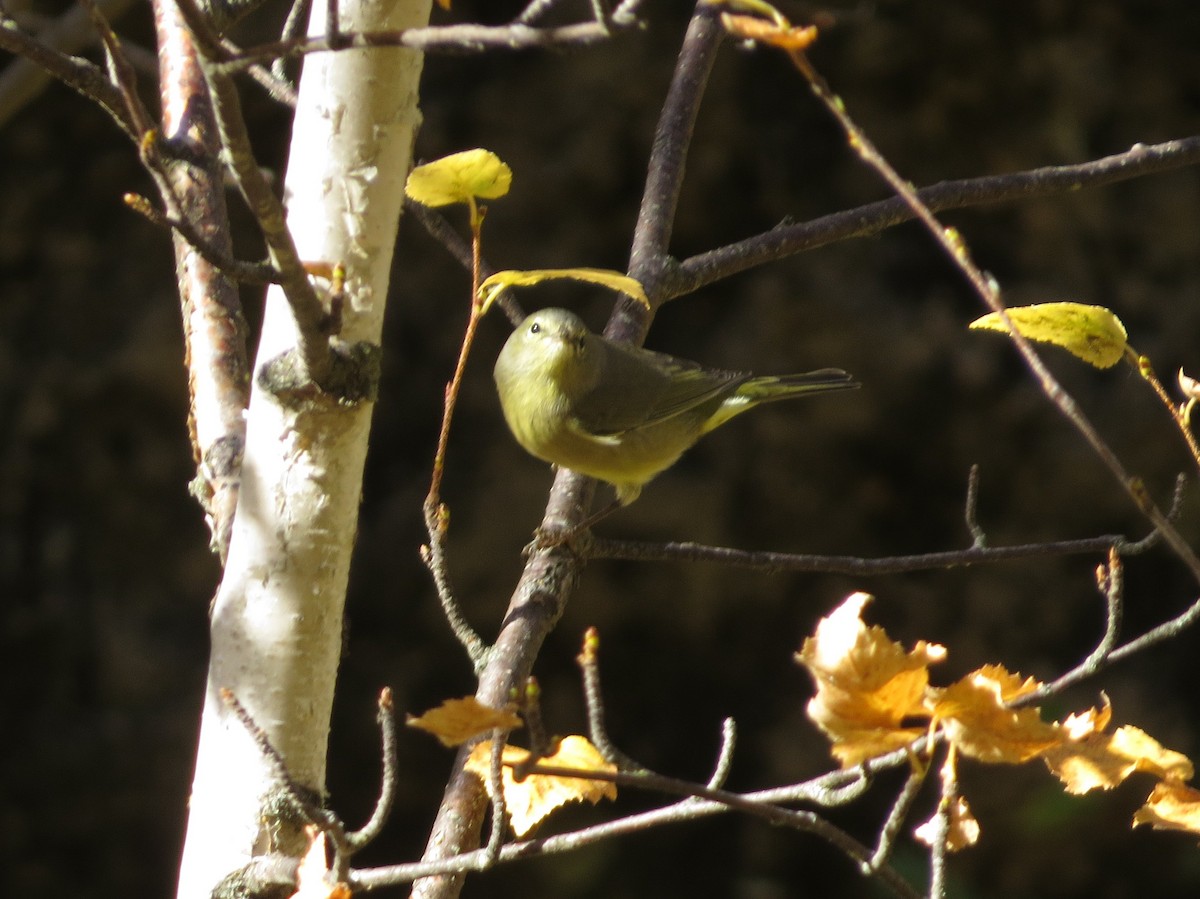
[925,761,957,899]
[124,193,281,284]
[358,743,924,890]
[421,203,490,670]
[586,532,1129,574]
[403,198,525,326]
[866,762,927,873]
[1135,352,1200,472]
[419,535,489,670]
[577,627,647,773]
[705,718,737,790]
[152,0,251,563]
[220,689,342,837]
[670,137,1200,301]
[0,8,136,136]
[963,465,986,549]
[621,0,722,320]
[219,15,646,74]
[345,689,399,852]
[507,761,923,899]
[483,731,508,866]
[0,0,135,127]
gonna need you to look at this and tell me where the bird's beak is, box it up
[555,326,586,352]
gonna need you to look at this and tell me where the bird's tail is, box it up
[704,369,859,432]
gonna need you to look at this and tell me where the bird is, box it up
[493,307,858,511]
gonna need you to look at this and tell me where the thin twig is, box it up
[963,465,986,549]
[867,762,927,873]
[670,137,1200,301]
[1135,352,1200,472]
[705,718,737,790]
[345,689,399,852]
[152,0,251,564]
[621,0,723,320]
[271,0,309,85]
[419,533,489,670]
[357,743,923,891]
[421,203,490,669]
[483,731,508,866]
[218,17,644,74]
[513,762,922,899]
[220,689,344,839]
[577,627,648,773]
[586,532,1129,574]
[176,0,333,383]
[404,198,524,325]
[124,192,282,284]
[0,7,136,136]
[0,0,135,127]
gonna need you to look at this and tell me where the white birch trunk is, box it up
[176,1,432,895]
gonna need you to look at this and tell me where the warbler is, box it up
[493,307,858,507]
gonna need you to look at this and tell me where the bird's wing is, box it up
[573,342,748,435]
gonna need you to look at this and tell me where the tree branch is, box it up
[411,6,721,896]
[670,136,1200,300]
[586,533,1130,574]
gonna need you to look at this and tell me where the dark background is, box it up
[4,1,1200,896]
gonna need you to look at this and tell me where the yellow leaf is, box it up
[1045,714,1195,795]
[913,795,980,853]
[929,665,1061,764]
[465,735,618,837]
[406,696,522,748]
[477,268,650,313]
[289,828,351,899]
[404,149,512,207]
[796,592,945,767]
[969,302,1129,369]
[1134,781,1200,835]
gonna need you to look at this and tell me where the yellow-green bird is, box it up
[493,307,858,507]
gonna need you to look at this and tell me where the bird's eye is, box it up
[530,322,541,334]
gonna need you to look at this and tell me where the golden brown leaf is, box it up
[406,696,522,748]
[929,665,1061,764]
[1134,781,1200,835]
[914,795,980,853]
[796,592,945,767]
[1045,714,1194,795]
[720,13,818,49]
[289,829,351,899]
[465,735,618,837]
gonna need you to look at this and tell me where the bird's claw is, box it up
[522,524,592,558]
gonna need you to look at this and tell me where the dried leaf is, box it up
[477,268,650,313]
[914,795,980,853]
[465,735,617,837]
[1045,714,1195,795]
[930,665,1061,764]
[404,149,512,207]
[969,302,1129,369]
[796,592,945,767]
[1134,781,1200,835]
[289,829,351,899]
[720,13,818,49]
[406,696,522,747]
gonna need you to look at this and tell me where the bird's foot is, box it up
[523,524,592,558]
